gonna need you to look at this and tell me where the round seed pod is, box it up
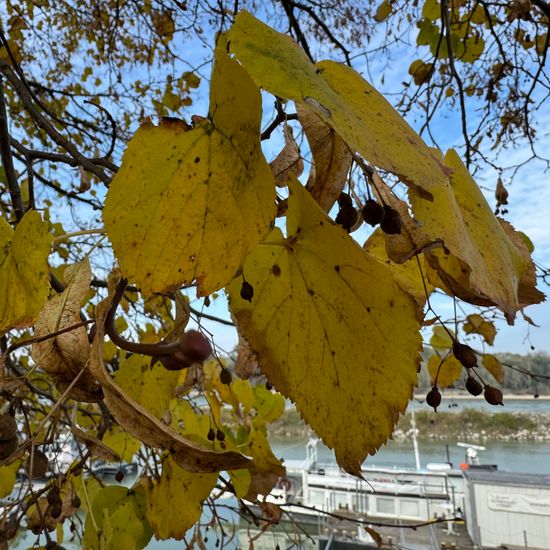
[49,504,62,519]
[0,414,17,441]
[338,192,353,208]
[207,428,216,441]
[219,369,232,385]
[0,436,18,460]
[26,450,49,479]
[465,376,483,396]
[240,281,254,302]
[453,341,478,368]
[380,205,402,234]
[47,485,61,506]
[484,385,504,406]
[426,387,442,412]
[158,351,193,371]
[71,496,81,509]
[361,199,385,226]
[335,204,359,232]
[179,330,212,362]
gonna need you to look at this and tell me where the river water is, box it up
[275,437,550,474]
[275,398,550,475]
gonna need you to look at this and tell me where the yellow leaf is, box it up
[114,354,178,418]
[227,180,422,475]
[314,72,445,189]
[254,385,285,423]
[427,354,463,388]
[408,59,434,85]
[243,420,285,499]
[297,104,353,212]
[411,149,531,322]
[162,89,182,111]
[146,456,217,540]
[364,229,433,307]
[374,0,393,22]
[429,326,453,351]
[151,10,175,38]
[463,313,496,345]
[482,354,505,384]
[0,210,52,332]
[422,0,441,20]
[228,468,252,499]
[227,12,450,199]
[461,35,485,63]
[246,421,284,477]
[230,378,256,412]
[72,474,102,514]
[103,45,276,296]
[83,486,152,550]
[0,460,19,498]
[498,219,545,308]
[102,426,141,463]
[181,71,200,89]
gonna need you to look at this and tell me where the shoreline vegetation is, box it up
[269,407,550,442]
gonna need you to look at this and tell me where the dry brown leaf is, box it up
[497,219,545,308]
[259,501,282,524]
[298,104,352,212]
[234,331,258,380]
[32,260,91,379]
[71,426,121,461]
[31,260,103,402]
[244,467,280,501]
[269,124,303,187]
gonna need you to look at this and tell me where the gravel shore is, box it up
[269,409,550,442]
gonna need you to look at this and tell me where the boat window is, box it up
[400,499,420,518]
[333,492,348,510]
[308,489,326,508]
[376,497,395,515]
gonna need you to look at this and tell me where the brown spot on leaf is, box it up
[272,264,281,276]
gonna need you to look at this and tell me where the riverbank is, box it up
[269,408,550,442]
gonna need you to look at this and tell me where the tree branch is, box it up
[0,76,25,221]
[0,59,112,185]
[532,0,550,20]
[279,0,314,62]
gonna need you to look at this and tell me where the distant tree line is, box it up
[418,352,550,395]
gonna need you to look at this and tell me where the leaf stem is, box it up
[53,229,106,244]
